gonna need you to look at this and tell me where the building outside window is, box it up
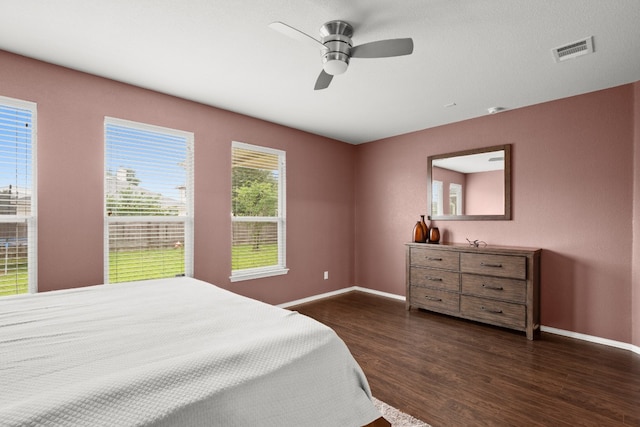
[0,96,36,296]
[104,118,193,283]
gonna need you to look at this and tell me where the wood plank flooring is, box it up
[291,291,640,427]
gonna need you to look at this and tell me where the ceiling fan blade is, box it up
[268,21,328,52]
[314,70,333,90]
[351,38,414,58]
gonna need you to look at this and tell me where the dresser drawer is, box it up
[410,267,460,292]
[460,295,525,330]
[411,286,459,314]
[460,253,526,280]
[461,274,526,303]
[410,247,459,270]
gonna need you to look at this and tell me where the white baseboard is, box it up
[280,287,640,356]
[352,286,406,302]
[278,286,405,309]
[541,326,640,355]
[278,287,356,309]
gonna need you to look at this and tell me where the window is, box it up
[104,118,193,283]
[431,180,443,216]
[0,96,36,296]
[449,183,463,215]
[231,142,287,281]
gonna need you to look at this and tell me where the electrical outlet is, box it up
[323,271,329,280]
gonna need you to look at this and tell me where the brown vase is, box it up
[420,215,428,241]
[413,220,426,243]
[429,227,440,244]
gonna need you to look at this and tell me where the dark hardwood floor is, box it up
[291,291,640,427]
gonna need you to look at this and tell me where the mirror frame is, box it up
[428,144,511,221]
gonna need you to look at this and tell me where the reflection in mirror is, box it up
[428,144,511,220]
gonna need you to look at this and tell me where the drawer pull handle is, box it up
[426,296,443,302]
[482,284,504,291]
[481,306,503,314]
[426,276,443,282]
[426,257,443,261]
[481,262,503,268]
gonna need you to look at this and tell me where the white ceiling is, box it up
[433,149,504,174]
[1,1,639,144]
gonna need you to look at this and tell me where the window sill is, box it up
[229,267,289,282]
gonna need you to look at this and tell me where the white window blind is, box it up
[231,142,287,281]
[105,118,193,283]
[431,180,443,217]
[0,96,36,297]
[449,183,463,215]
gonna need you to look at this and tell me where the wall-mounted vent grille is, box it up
[552,36,594,62]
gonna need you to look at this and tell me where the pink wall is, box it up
[0,50,355,305]
[466,170,504,215]
[355,85,636,344]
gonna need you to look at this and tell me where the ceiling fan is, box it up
[268,20,414,90]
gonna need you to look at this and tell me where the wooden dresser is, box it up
[406,242,541,339]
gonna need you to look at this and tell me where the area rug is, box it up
[372,397,431,427]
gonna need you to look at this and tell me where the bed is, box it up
[0,277,388,426]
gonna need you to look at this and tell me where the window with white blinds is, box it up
[231,141,287,281]
[105,118,193,283]
[449,183,463,215]
[431,180,443,217]
[0,96,36,297]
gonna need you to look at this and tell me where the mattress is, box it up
[0,277,381,426]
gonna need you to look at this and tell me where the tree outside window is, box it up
[231,142,287,281]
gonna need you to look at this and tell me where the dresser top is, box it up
[406,242,541,256]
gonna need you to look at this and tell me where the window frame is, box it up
[431,179,444,217]
[230,141,287,282]
[449,183,463,215]
[0,95,37,295]
[103,117,194,284]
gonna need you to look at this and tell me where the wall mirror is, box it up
[428,144,511,220]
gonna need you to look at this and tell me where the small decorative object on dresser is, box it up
[428,227,440,244]
[412,216,428,243]
[405,242,541,339]
[420,215,428,239]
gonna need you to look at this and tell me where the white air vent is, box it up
[552,36,594,62]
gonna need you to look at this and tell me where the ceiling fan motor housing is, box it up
[320,20,353,75]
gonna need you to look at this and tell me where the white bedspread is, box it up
[0,277,381,426]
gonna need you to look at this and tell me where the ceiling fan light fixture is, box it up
[322,52,349,75]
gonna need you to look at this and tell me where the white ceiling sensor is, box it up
[552,36,594,62]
